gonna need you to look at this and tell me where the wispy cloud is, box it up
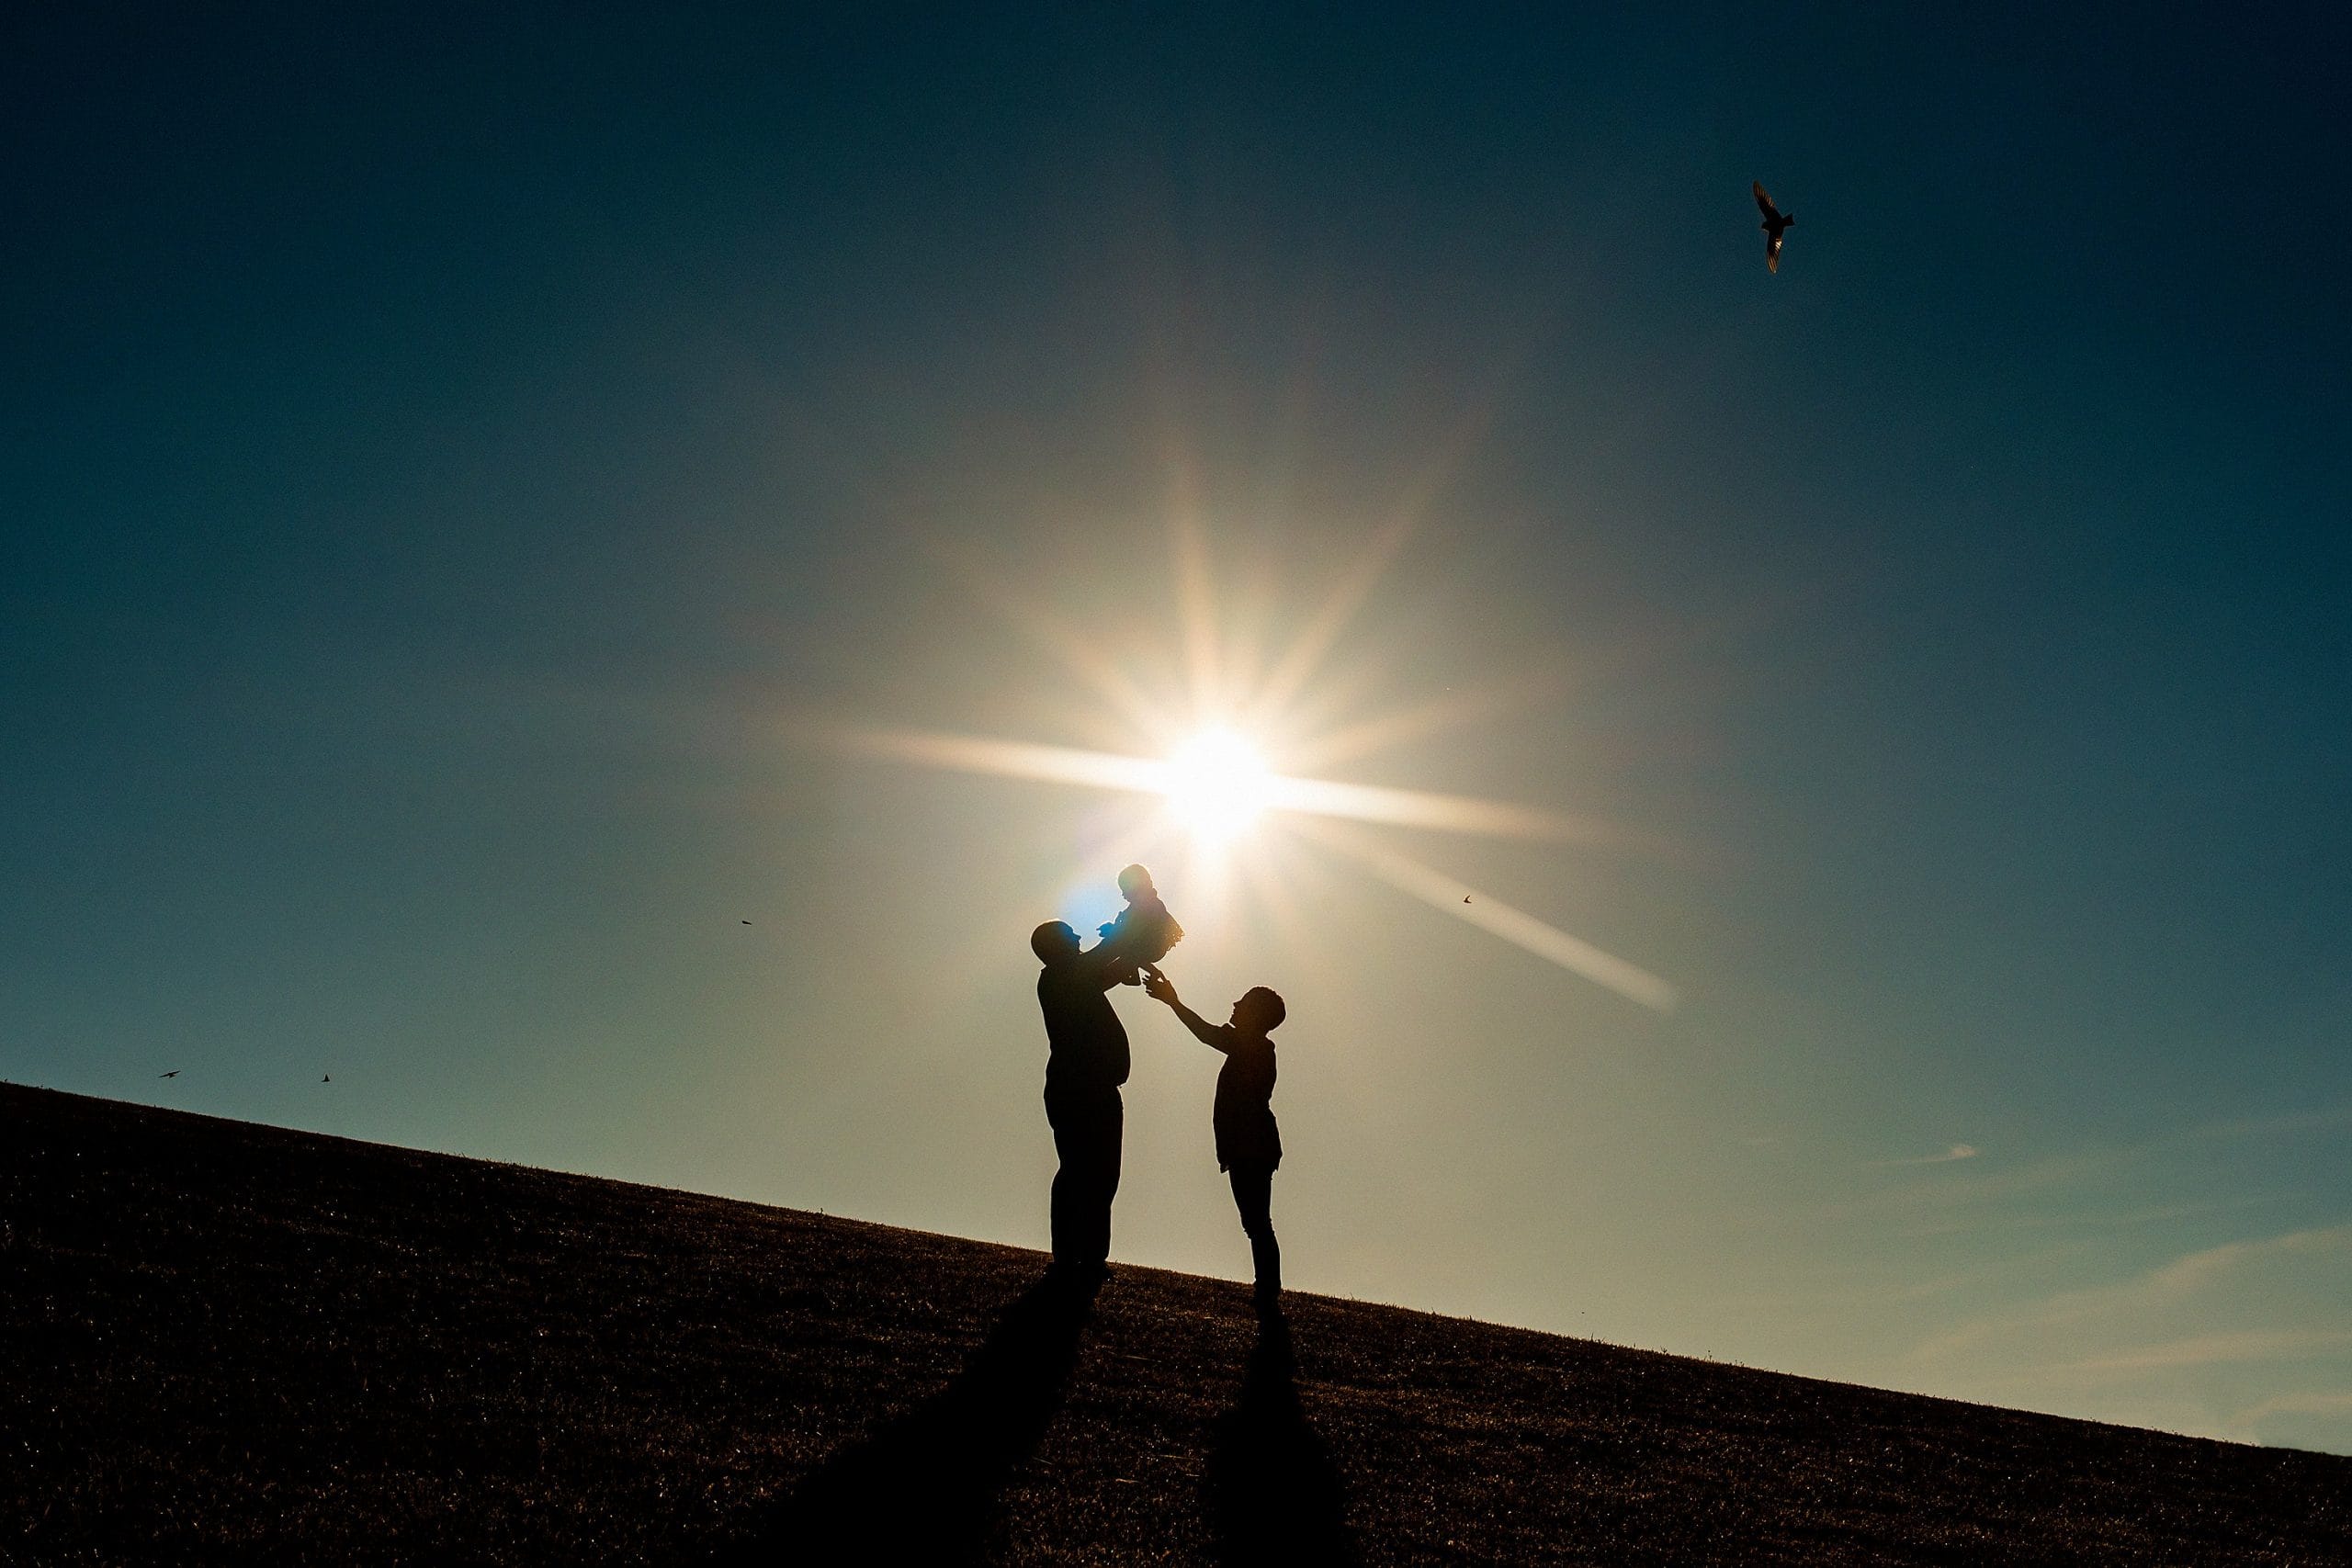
[2064,1328,2352,1375]
[2149,1225,2352,1294]
[2230,1390,2352,1427]
[2184,1103,2352,1145]
[1826,1100,2352,1232]
[1902,1224,2352,1448]
[1894,1193,2295,1241]
[1871,1144,1978,1168]
[1912,1225,2352,1363]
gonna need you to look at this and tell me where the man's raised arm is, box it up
[1080,920,1153,992]
[1140,966,1233,1053]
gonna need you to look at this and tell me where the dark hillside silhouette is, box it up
[5,1084,2347,1563]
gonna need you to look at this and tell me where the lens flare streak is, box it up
[1265,773,1616,845]
[832,722,1676,1010]
[1295,819,1678,1012]
[842,728,1170,795]
[841,726,1611,842]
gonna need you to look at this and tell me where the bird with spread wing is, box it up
[1753,180,1794,273]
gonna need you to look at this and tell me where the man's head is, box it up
[1031,920,1080,964]
[1230,985,1286,1034]
[1116,863,1156,900]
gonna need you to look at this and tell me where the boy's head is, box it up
[1231,985,1285,1034]
[1116,863,1156,900]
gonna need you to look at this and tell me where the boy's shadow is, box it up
[720,1271,1098,1564]
[1204,1309,1357,1566]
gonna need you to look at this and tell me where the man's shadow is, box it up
[721,1272,1098,1564]
[1204,1309,1357,1566]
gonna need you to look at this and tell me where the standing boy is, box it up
[1140,964,1286,1309]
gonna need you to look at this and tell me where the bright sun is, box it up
[837,516,1679,1010]
[1160,728,1273,843]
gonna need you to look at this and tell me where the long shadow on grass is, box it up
[720,1271,1097,1564]
[1204,1309,1357,1566]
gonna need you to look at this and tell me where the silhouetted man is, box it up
[1030,919,1148,1281]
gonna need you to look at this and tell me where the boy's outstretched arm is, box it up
[1140,965,1232,1053]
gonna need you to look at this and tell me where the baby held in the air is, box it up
[1098,863,1183,985]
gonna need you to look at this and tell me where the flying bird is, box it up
[741,919,752,925]
[1463,896,1472,904]
[322,1074,332,1083]
[1752,180,1794,273]
[158,1070,180,1078]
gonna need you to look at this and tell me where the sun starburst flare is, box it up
[1160,728,1274,842]
[838,716,1676,1011]
[822,461,1678,1011]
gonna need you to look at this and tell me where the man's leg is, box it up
[1047,1089,1122,1269]
[1046,1090,1084,1266]
[1080,1089,1123,1266]
[1048,1121,1077,1265]
[1229,1164,1280,1298]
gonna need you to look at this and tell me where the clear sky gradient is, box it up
[6,5,2348,1451]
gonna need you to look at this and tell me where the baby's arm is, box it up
[1082,918,1152,990]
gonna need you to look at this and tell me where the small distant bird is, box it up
[741,919,752,925]
[1463,896,1473,904]
[322,1074,331,1083]
[1752,180,1794,273]
[158,1070,180,1078]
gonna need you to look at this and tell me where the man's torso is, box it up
[1036,961,1131,1091]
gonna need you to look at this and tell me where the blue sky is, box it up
[6,5,2349,1450]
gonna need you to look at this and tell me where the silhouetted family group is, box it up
[1030,863,1285,1308]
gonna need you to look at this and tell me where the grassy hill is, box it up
[4,1084,2346,1564]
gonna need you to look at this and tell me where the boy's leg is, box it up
[1228,1165,1280,1296]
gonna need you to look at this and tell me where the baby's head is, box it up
[1116,863,1156,901]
